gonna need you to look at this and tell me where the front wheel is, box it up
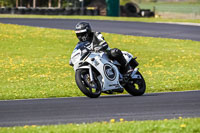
[124,71,146,96]
[75,69,101,98]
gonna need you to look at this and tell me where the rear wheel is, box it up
[75,69,101,98]
[124,71,146,96]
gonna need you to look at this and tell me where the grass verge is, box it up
[139,2,200,14]
[0,14,200,24]
[0,23,200,100]
[0,118,200,133]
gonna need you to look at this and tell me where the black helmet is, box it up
[75,21,92,42]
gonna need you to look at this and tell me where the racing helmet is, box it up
[75,21,92,42]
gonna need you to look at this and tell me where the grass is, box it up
[0,23,199,100]
[0,118,200,133]
[139,2,200,14]
[0,14,200,24]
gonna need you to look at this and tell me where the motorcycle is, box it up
[70,41,146,98]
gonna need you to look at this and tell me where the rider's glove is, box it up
[94,46,102,52]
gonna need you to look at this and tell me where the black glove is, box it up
[94,46,103,52]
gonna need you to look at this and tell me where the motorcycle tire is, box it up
[75,69,101,98]
[124,71,146,96]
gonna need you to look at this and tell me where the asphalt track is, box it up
[0,91,200,127]
[0,18,200,127]
[0,18,200,41]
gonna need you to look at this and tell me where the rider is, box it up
[70,21,132,75]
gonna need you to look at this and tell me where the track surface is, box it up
[0,18,200,127]
[0,18,200,41]
[0,91,200,127]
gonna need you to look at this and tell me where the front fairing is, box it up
[85,52,123,91]
[70,41,90,67]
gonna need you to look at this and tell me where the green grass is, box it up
[0,23,200,100]
[1,118,200,133]
[139,2,200,14]
[0,14,200,23]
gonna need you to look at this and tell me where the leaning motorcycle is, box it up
[70,41,146,98]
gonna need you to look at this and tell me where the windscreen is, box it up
[73,41,90,53]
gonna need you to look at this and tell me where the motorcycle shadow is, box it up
[99,93,160,99]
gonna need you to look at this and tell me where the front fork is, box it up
[89,64,94,82]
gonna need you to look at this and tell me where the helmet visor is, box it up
[76,32,88,42]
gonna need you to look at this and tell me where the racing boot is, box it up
[123,63,134,76]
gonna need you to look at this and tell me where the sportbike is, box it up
[70,41,146,98]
